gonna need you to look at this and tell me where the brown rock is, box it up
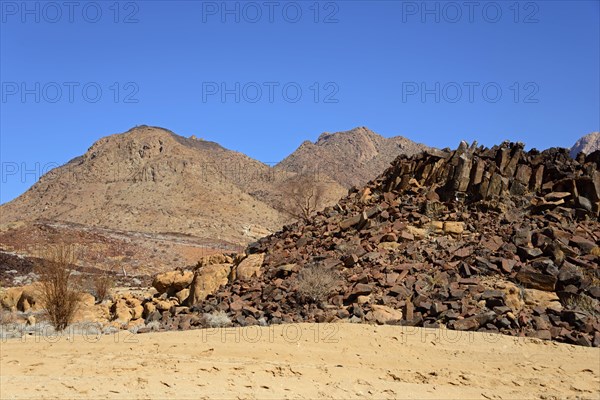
[399,230,415,241]
[371,305,403,324]
[534,330,552,340]
[516,269,557,291]
[175,288,190,304]
[187,263,232,305]
[342,254,359,267]
[229,299,244,312]
[0,286,24,311]
[17,284,42,312]
[340,213,363,230]
[570,236,596,253]
[443,221,465,234]
[500,259,516,273]
[453,312,495,331]
[155,299,175,312]
[152,270,194,295]
[235,254,265,281]
[111,299,133,323]
[381,233,397,243]
[143,301,157,318]
[515,164,532,185]
[353,283,374,295]
[544,192,572,201]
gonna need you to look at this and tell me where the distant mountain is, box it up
[571,132,600,158]
[0,125,428,272]
[0,126,285,245]
[277,127,429,188]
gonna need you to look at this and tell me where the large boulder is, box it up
[233,253,265,281]
[186,263,232,306]
[1,287,24,311]
[111,299,133,323]
[17,284,43,312]
[110,295,143,323]
[152,270,194,295]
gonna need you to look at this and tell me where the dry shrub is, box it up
[202,311,232,328]
[93,269,115,303]
[297,264,338,303]
[35,245,83,331]
[565,293,599,317]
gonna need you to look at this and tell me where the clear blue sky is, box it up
[1,0,599,204]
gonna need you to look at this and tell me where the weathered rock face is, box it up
[186,263,232,306]
[0,287,25,311]
[0,283,44,313]
[233,254,265,281]
[146,142,600,346]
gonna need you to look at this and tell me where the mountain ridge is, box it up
[0,125,427,272]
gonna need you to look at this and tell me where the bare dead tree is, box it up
[281,174,326,223]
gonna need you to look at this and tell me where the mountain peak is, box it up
[315,126,380,144]
[0,126,288,245]
[278,127,429,188]
[571,132,600,158]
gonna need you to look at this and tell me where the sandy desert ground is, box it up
[1,323,598,400]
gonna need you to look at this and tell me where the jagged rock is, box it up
[111,299,133,323]
[452,312,496,331]
[570,236,597,253]
[516,269,557,291]
[175,288,190,305]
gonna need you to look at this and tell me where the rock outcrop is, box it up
[185,142,599,347]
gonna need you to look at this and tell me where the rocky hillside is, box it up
[0,126,287,245]
[571,132,600,158]
[156,141,599,346]
[277,127,428,189]
[0,125,425,271]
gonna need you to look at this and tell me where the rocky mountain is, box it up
[0,125,425,272]
[571,132,600,158]
[157,142,599,346]
[277,127,428,189]
[0,126,286,245]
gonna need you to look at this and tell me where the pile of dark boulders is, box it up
[149,142,600,346]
